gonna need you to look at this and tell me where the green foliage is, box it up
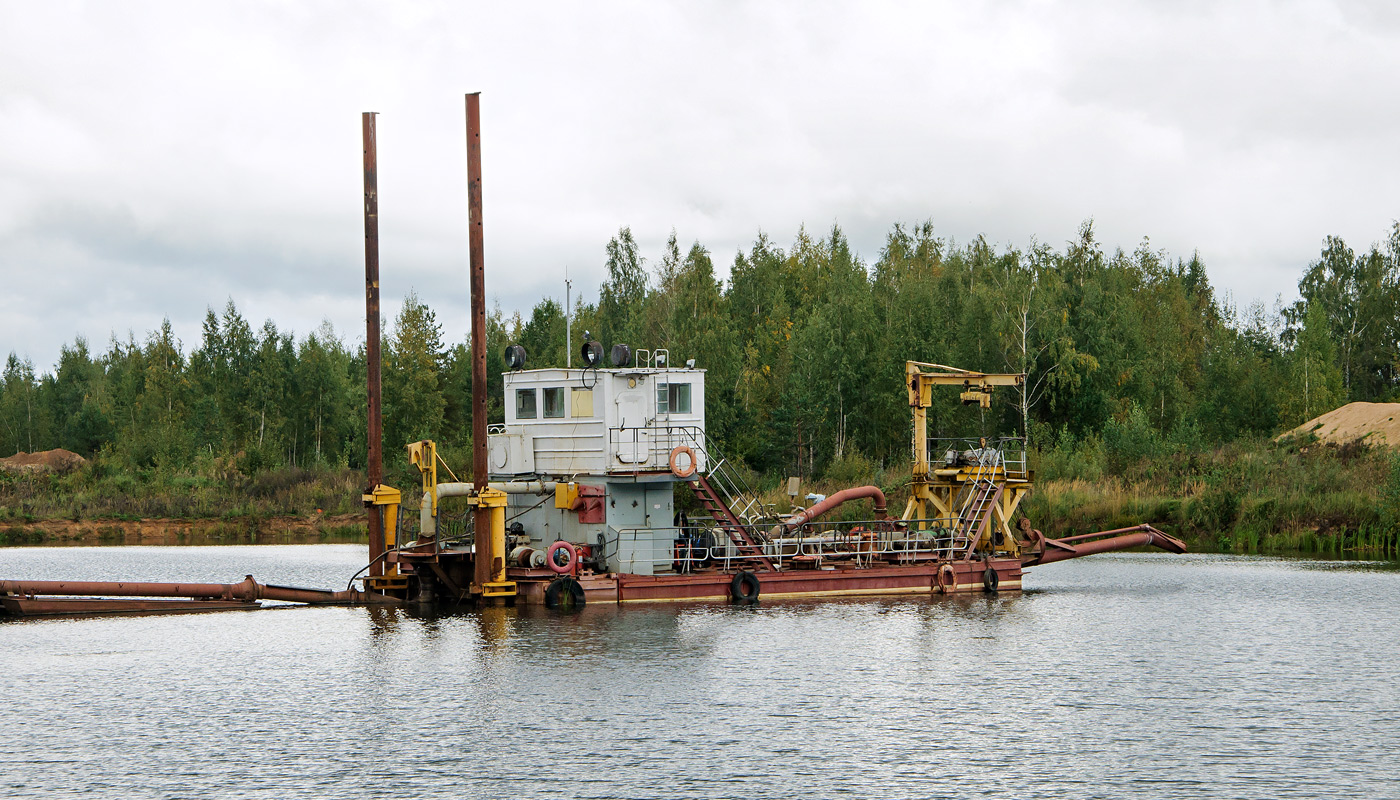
[1027,436,1398,557]
[1379,451,1400,534]
[823,450,877,487]
[384,291,446,450]
[597,227,648,347]
[1031,425,1105,482]
[1279,302,1345,427]
[1103,403,1162,472]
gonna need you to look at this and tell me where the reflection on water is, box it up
[1,546,1398,799]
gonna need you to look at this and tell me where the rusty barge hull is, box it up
[401,551,1024,606]
[612,561,1021,603]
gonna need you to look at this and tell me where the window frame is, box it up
[542,386,566,419]
[657,382,692,414]
[515,388,537,420]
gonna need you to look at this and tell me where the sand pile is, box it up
[1283,402,1400,447]
[0,449,88,474]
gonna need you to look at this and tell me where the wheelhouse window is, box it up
[656,382,692,414]
[515,388,537,419]
[543,387,565,418]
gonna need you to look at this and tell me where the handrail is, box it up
[614,515,992,573]
[927,437,1029,479]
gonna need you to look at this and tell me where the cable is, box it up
[345,549,394,592]
[506,494,550,523]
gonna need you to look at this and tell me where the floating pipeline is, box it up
[0,575,398,618]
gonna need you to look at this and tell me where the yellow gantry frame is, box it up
[407,439,515,599]
[903,361,1030,555]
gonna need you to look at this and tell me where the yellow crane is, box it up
[903,361,1031,557]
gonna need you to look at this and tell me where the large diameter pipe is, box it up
[465,92,492,595]
[770,485,888,538]
[0,576,393,605]
[418,481,558,540]
[362,111,385,579]
[1029,525,1187,566]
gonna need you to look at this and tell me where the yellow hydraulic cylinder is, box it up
[475,488,516,598]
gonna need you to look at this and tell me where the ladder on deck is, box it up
[687,437,776,571]
[950,458,1004,559]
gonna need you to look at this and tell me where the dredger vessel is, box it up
[361,352,1185,608]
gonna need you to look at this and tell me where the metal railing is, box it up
[695,431,774,525]
[927,437,1029,479]
[604,425,775,524]
[612,515,1005,574]
[608,424,706,472]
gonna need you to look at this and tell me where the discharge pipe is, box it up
[769,485,888,539]
[1023,524,1187,566]
[0,576,394,605]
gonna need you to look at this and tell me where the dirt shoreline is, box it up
[0,513,368,547]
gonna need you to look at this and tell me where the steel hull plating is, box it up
[494,558,1023,605]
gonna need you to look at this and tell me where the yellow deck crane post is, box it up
[904,361,1031,557]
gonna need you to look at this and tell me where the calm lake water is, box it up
[1,546,1397,799]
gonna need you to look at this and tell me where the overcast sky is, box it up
[3,0,1399,372]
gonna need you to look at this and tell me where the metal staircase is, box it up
[686,435,776,571]
[950,456,1004,559]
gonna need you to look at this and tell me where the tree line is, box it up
[2,220,1396,482]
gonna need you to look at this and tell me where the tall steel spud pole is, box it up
[465,93,492,596]
[362,111,385,578]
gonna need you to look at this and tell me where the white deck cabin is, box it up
[487,366,707,479]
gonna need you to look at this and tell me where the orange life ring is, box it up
[546,541,577,575]
[937,563,957,594]
[669,445,697,478]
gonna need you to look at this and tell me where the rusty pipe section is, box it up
[0,576,395,605]
[770,485,888,538]
[1023,524,1187,566]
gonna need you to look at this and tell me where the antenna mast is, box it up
[566,267,573,368]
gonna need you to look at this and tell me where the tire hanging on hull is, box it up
[545,577,586,609]
[730,571,760,603]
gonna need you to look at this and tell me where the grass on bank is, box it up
[0,463,365,523]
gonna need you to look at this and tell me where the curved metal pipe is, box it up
[1026,524,1187,566]
[771,485,888,538]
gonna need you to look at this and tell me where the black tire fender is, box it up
[545,577,587,609]
[730,570,760,603]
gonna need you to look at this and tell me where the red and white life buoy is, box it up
[669,445,697,478]
[546,541,577,575]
